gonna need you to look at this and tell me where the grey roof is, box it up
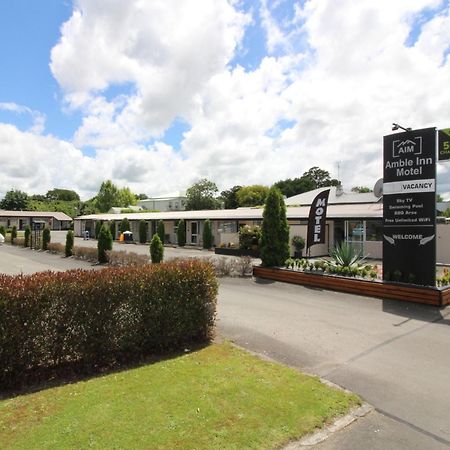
[0,210,72,221]
[75,202,383,222]
[284,186,380,206]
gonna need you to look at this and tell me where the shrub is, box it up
[11,225,17,245]
[211,256,253,277]
[203,219,213,249]
[95,221,103,239]
[0,261,218,388]
[139,220,148,244]
[260,187,290,267]
[14,238,25,247]
[150,234,164,263]
[239,225,261,250]
[0,225,5,238]
[42,226,51,250]
[291,236,305,255]
[98,224,113,263]
[65,230,74,257]
[73,246,98,262]
[119,217,130,233]
[330,242,365,267]
[177,219,186,247]
[157,220,165,243]
[47,243,65,254]
[106,250,149,266]
[24,225,31,247]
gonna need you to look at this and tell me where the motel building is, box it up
[0,210,72,231]
[73,186,450,263]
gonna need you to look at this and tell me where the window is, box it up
[218,221,237,233]
[366,220,383,241]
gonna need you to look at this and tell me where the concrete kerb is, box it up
[282,403,374,449]
[223,341,374,449]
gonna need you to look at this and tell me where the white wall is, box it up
[437,224,450,264]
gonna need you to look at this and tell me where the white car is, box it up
[0,233,4,244]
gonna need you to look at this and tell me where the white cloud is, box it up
[2,1,450,202]
[0,102,46,134]
[51,0,250,144]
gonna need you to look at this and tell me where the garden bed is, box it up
[215,247,260,258]
[253,266,450,306]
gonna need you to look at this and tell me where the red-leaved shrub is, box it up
[0,260,218,388]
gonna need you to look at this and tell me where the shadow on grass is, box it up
[0,341,210,402]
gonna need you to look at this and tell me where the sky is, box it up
[0,0,450,200]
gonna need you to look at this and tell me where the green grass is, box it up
[0,343,359,449]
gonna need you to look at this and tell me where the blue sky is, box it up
[0,1,79,139]
[0,1,450,198]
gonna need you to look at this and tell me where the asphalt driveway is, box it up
[217,278,450,449]
[2,242,449,449]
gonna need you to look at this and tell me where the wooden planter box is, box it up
[215,247,260,258]
[253,266,450,307]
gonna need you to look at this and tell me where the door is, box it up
[190,221,199,245]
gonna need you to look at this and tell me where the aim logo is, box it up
[393,136,422,158]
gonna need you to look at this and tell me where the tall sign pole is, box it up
[383,127,436,286]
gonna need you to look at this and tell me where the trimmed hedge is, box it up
[0,261,218,388]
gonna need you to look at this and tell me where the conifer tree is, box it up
[97,224,113,263]
[260,187,290,267]
[157,220,165,244]
[177,219,186,247]
[150,234,164,263]
[139,220,148,244]
[202,219,213,249]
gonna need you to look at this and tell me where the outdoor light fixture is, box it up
[392,123,412,132]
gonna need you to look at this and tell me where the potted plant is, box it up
[291,235,305,258]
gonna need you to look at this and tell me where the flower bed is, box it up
[215,247,260,258]
[253,265,450,306]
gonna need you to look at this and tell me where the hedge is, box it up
[0,261,218,388]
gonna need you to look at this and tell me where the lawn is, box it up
[0,342,359,449]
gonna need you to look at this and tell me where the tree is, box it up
[0,190,28,210]
[96,180,120,213]
[150,234,164,263]
[301,167,340,189]
[97,224,113,263]
[220,185,242,209]
[79,198,99,215]
[42,226,51,251]
[65,230,74,257]
[351,186,372,193]
[109,221,116,240]
[185,179,221,210]
[273,177,315,198]
[437,194,445,202]
[95,221,103,239]
[118,187,137,207]
[202,219,213,249]
[139,220,148,244]
[136,193,148,200]
[24,225,31,247]
[157,220,165,243]
[177,219,186,247]
[119,217,130,233]
[46,188,80,202]
[236,185,270,207]
[260,187,290,267]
